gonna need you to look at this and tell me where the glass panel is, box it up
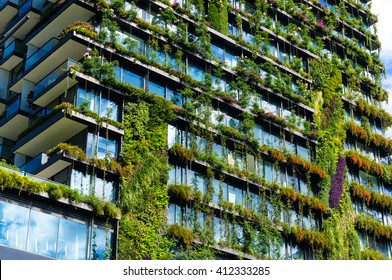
[121,68,144,88]
[57,218,87,260]
[212,44,224,61]
[100,97,118,121]
[188,61,204,82]
[27,209,59,258]
[0,200,29,251]
[90,227,111,260]
[149,80,165,97]
[212,179,220,204]
[264,160,274,183]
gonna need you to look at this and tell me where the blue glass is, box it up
[90,227,112,260]
[264,160,274,183]
[168,203,176,225]
[297,144,309,160]
[0,200,29,250]
[20,153,46,174]
[225,51,237,69]
[166,88,183,106]
[31,0,45,11]
[27,209,59,258]
[94,177,115,201]
[212,179,220,204]
[211,44,224,62]
[122,68,143,88]
[25,38,59,70]
[188,61,204,82]
[2,41,16,59]
[249,191,261,213]
[5,97,20,119]
[100,97,118,121]
[18,0,30,16]
[57,218,87,260]
[212,143,223,159]
[149,80,165,97]
[34,60,77,96]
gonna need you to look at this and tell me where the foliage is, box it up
[356,214,392,240]
[167,224,194,247]
[360,249,387,260]
[350,182,392,212]
[0,167,119,219]
[208,0,228,34]
[329,155,346,209]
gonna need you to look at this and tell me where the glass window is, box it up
[249,191,261,213]
[189,171,206,195]
[166,88,183,106]
[57,218,87,260]
[225,51,238,69]
[100,96,118,121]
[77,87,119,121]
[188,61,204,82]
[214,216,223,243]
[71,169,89,196]
[149,80,165,97]
[120,68,144,88]
[264,160,274,183]
[227,184,243,206]
[212,44,224,62]
[284,139,296,154]
[87,132,118,159]
[297,143,310,160]
[94,177,115,201]
[359,170,368,187]
[212,179,220,204]
[0,200,29,251]
[90,226,112,260]
[27,209,59,258]
[212,143,223,159]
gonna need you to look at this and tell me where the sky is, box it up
[371,1,392,136]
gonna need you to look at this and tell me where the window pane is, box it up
[90,227,112,260]
[57,218,87,260]
[188,61,204,82]
[27,210,59,258]
[149,80,165,97]
[122,69,143,88]
[0,200,29,251]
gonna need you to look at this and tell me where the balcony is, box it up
[12,106,124,158]
[0,0,19,33]
[0,39,24,71]
[2,0,52,40]
[20,151,71,179]
[12,109,88,158]
[25,0,95,47]
[32,59,78,107]
[0,96,29,140]
[9,32,87,93]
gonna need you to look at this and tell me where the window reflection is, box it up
[27,210,59,258]
[0,198,113,260]
[90,226,112,260]
[58,218,87,260]
[0,200,29,251]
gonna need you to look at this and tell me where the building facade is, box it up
[0,0,391,260]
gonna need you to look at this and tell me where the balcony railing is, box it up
[5,96,20,119]
[19,152,48,174]
[34,59,77,96]
[1,39,23,60]
[0,0,20,9]
[25,37,59,70]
